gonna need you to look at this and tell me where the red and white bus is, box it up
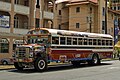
[13,28,113,71]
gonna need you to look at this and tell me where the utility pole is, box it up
[89,4,92,33]
[105,0,108,34]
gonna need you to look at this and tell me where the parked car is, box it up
[0,58,13,65]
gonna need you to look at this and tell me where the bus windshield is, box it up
[27,36,48,44]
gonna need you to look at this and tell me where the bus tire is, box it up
[34,58,47,72]
[88,54,100,65]
[14,62,23,70]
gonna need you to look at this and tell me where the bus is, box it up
[13,28,113,71]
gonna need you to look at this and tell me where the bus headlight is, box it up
[29,52,33,58]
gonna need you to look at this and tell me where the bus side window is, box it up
[67,37,71,45]
[102,40,105,45]
[52,37,59,44]
[93,39,96,45]
[73,38,77,45]
[98,39,101,45]
[84,38,87,45]
[106,40,109,45]
[60,37,66,45]
[78,38,83,45]
[89,39,92,45]
[110,40,112,45]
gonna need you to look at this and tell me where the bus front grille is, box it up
[16,47,29,58]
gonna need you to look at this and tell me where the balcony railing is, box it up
[43,11,54,20]
[0,27,10,33]
[14,28,29,35]
[0,1,11,11]
[14,5,30,15]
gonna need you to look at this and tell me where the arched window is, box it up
[13,40,24,50]
[0,38,9,53]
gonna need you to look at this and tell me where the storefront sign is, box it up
[0,15,10,28]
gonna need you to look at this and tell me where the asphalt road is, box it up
[0,60,120,80]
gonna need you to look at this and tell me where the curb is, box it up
[0,65,14,70]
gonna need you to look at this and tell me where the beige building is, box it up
[110,0,120,29]
[0,0,55,59]
[0,0,120,61]
[55,0,120,36]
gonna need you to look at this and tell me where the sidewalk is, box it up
[0,65,14,70]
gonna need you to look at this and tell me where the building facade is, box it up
[0,0,55,59]
[0,0,120,60]
[110,0,120,44]
[55,0,120,37]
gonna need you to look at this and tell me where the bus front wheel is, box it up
[34,58,47,72]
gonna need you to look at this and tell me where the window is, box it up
[14,16,19,28]
[67,37,71,45]
[83,39,87,45]
[0,38,9,53]
[15,0,19,4]
[106,40,109,45]
[36,0,40,8]
[76,23,80,28]
[76,7,80,12]
[24,0,29,6]
[110,40,112,45]
[52,37,59,44]
[60,37,65,45]
[118,18,120,28]
[102,7,105,16]
[98,39,101,45]
[35,18,39,28]
[59,10,61,15]
[13,40,24,50]
[118,6,120,10]
[73,38,77,45]
[90,7,92,13]
[114,6,116,10]
[102,40,105,45]
[78,38,83,45]
[89,39,92,45]
[59,25,61,29]
[93,39,96,45]
[102,21,105,30]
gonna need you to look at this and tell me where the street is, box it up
[0,60,120,80]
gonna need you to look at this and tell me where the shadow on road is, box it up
[8,62,112,74]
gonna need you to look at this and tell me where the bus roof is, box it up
[29,28,113,39]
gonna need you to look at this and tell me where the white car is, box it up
[0,58,13,65]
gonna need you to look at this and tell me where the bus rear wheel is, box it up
[34,58,47,72]
[88,54,100,65]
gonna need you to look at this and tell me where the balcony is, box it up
[43,11,54,20]
[14,28,29,35]
[0,27,10,33]
[14,5,30,15]
[0,1,11,11]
